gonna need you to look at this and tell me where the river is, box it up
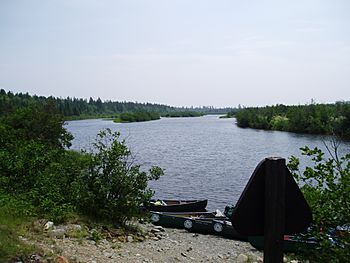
[66,115,350,211]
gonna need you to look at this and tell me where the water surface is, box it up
[66,116,350,210]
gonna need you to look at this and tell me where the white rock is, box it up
[237,253,249,263]
[127,235,133,242]
[153,226,165,231]
[44,221,54,230]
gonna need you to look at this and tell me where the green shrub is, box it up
[76,128,164,224]
[0,103,83,222]
[270,115,289,131]
[288,141,350,262]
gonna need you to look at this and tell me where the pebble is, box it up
[237,253,249,263]
[127,236,133,242]
[153,226,165,231]
[49,229,66,238]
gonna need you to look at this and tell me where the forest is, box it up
[234,102,350,139]
[0,89,232,118]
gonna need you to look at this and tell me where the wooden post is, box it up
[264,158,286,263]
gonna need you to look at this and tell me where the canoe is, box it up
[147,199,208,212]
[184,218,248,241]
[248,235,318,252]
[150,211,226,229]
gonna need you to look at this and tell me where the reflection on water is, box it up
[66,116,350,211]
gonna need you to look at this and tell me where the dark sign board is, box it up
[232,158,312,236]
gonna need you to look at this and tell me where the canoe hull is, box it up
[184,218,248,241]
[150,211,225,229]
[248,235,318,252]
[148,199,208,212]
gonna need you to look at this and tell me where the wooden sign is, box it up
[231,158,312,263]
[232,158,312,235]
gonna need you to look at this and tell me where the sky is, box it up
[0,0,349,107]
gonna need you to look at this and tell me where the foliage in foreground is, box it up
[0,102,164,260]
[0,193,37,262]
[0,103,163,223]
[288,141,350,262]
[76,128,164,223]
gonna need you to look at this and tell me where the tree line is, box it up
[0,89,234,118]
[234,102,350,139]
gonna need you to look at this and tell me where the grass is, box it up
[0,194,38,262]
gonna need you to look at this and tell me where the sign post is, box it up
[264,158,286,262]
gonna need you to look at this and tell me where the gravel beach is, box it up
[27,223,264,263]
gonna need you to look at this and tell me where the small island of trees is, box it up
[233,102,350,139]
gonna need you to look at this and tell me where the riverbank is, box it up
[24,221,263,263]
[17,221,308,263]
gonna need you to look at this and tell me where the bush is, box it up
[76,128,164,224]
[0,103,163,225]
[0,103,84,222]
[288,140,350,262]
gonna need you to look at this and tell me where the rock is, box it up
[151,228,161,233]
[237,253,249,263]
[103,252,114,258]
[283,256,288,263]
[181,252,187,257]
[218,254,224,259]
[69,224,82,231]
[118,236,126,242]
[153,226,165,231]
[290,260,299,263]
[44,221,54,230]
[186,247,192,252]
[55,255,69,263]
[49,229,66,238]
[127,236,133,242]
[151,236,160,241]
[30,254,43,262]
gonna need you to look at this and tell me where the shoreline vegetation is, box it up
[0,89,349,262]
[223,102,350,139]
[0,89,232,121]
